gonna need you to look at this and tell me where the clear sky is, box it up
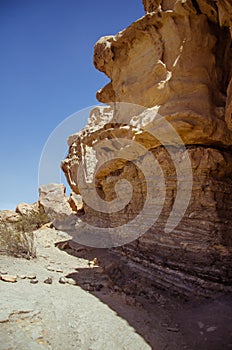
[0,0,145,210]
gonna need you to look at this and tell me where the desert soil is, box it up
[0,228,231,350]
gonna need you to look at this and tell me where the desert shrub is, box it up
[19,209,49,232]
[0,210,49,259]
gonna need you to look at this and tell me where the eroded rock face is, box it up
[62,0,232,296]
[94,2,232,147]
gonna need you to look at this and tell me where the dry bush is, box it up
[0,210,49,259]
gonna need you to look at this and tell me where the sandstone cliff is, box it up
[62,0,232,297]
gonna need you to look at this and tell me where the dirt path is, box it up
[0,228,231,350]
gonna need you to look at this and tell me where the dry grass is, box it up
[0,210,49,259]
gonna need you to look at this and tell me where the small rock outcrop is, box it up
[62,0,232,296]
[38,183,84,231]
[39,183,73,218]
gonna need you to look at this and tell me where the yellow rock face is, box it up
[62,0,232,296]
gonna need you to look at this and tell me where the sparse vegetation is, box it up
[0,210,49,259]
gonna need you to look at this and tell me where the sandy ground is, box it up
[0,228,232,350]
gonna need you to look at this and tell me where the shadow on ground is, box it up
[56,239,232,350]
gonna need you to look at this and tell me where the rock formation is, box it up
[62,0,232,296]
[38,183,84,231]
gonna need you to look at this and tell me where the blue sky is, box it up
[0,0,144,210]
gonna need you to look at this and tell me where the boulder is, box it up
[38,183,76,230]
[39,183,73,217]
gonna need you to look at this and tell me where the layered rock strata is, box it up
[62,0,232,296]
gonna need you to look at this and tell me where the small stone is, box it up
[92,257,99,266]
[0,271,8,275]
[56,268,63,273]
[18,275,26,279]
[44,277,53,285]
[30,279,39,284]
[59,277,67,284]
[206,326,217,332]
[0,275,17,283]
[167,327,179,332]
[57,241,69,250]
[46,266,55,272]
[88,257,100,268]
[27,274,36,280]
[198,321,204,329]
[66,278,76,286]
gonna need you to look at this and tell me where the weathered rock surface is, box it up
[38,183,86,231]
[39,183,72,217]
[15,202,40,216]
[62,0,232,296]
[94,1,232,147]
[68,192,83,212]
